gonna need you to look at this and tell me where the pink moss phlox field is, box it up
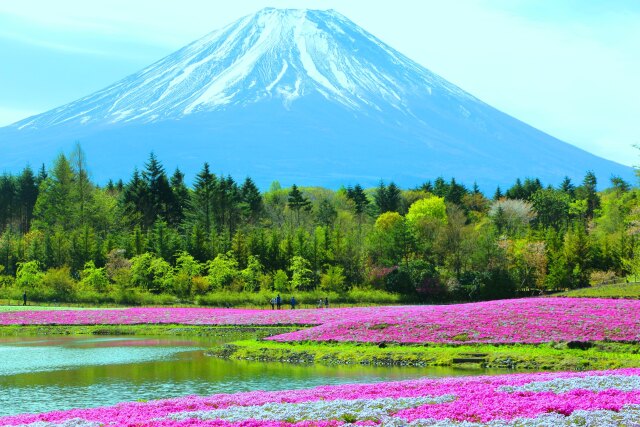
[0,306,382,327]
[2,298,640,344]
[269,298,640,344]
[3,369,640,426]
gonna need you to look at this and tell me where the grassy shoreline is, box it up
[555,282,640,299]
[3,322,640,373]
[0,324,299,339]
[208,339,640,371]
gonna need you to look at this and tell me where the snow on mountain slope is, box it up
[12,8,467,130]
[0,8,634,189]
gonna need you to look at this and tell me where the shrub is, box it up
[191,276,210,295]
[206,252,239,290]
[590,270,619,286]
[80,261,110,293]
[16,261,43,291]
[273,269,289,293]
[241,255,264,292]
[320,265,347,293]
[290,256,313,291]
[384,268,414,294]
[41,267,76,300]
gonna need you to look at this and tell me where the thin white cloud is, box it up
[0,30,118,56]
[0,106,38,127]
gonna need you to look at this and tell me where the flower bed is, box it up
[2,298,640,344]
[0,306,380,327]
[2,369,640,426]
[268,298,640,344]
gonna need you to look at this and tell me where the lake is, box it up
[0,335,503,416]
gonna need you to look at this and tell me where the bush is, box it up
[0,274,14,288]
[195,288,403,308]
[320,265,347,293]
[590,270,619,286]
[196,290,274,307]
[384,268,414,294]
[346,288,402,305]
[41,267,76,300]
[80,261,110,293]
[191,276,210,295]
[172,272,192,299]
[16,261,43,291]
[206,252,239,290]
[273,269,289,293]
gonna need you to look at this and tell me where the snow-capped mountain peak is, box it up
[2,8,633,191]
[15,8,466,130]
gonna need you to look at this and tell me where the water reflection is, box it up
[0,336,502,416]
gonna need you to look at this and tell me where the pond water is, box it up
[0,335,504,416]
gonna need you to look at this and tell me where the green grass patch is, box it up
[556,282,640,299]
[211,339,640,371]
[0,324,299,339]
[0,288,404,309]
[0,305,125,313]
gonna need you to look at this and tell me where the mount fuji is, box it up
[0,8,633,189]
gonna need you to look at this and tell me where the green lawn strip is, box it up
[556,282,640,299]
[0,305,126,312]
[210,339,640,371]
[0,324,299,339]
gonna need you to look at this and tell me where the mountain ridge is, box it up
[0,8,633,190]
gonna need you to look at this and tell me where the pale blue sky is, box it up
[1,0,639,165]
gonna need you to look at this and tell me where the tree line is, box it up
[0,144,638,305]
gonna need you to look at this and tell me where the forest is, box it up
[0,144,637,306]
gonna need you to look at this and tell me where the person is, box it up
[270,298,275,310]
[318,298,323,309]
[324,297,329,309]
[22,291,27,306]
[290,296,297,309]
[276,294,282,310]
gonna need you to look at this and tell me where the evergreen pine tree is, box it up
[433,177,448,198]
[214,175,241,232]
[288,184,311,225]
[579,171,600,219]
[374,181,400,213]
[169,168,189,227]
[559,176,575,198]
[0,174,15,233]
[446,178,467,205]
[141,152,173,227]
[472,182,481,195]
[240,177,263,223]
[190,163,216,235]
[505,178,524,199]
[16,166,38,233]
[121,168,148,228]
[36,164,48,184]
[33,154,74,231]
[493,186,503,201]
[419,181,433,193]
[347,184,369,214]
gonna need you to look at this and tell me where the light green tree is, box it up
[33,154,75,231]
[273,269,289,293]
[172,251,202,298]
[206,252,239,290]
[370,212,414,266]
[406,196,448,226]
[320,265,346,293]
[241,255,264,292]
[16,260,43,291]
[290,255,313,291]
[148,257,173,294]
[79,261,109,293]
